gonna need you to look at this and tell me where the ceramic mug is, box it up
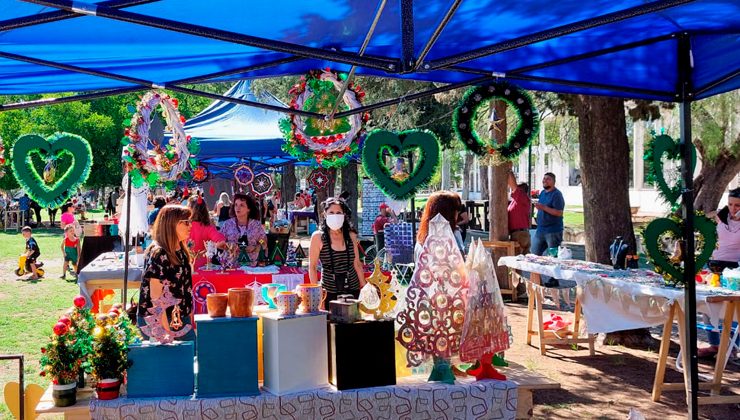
[276,291,302,316]
[296,284,326,313]
[261,283,287,309]
[206,293,228,318]
[228,288,254,318]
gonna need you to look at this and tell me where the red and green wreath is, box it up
[279,68,370,168]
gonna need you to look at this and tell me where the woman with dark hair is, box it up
[137,205,195,341]
[187,195,226,269]
[221,193,267,265]
[308,197,366,304]
[416,191,464,259]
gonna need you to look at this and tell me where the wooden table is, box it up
[35,385,93,419]
[652,295,740,405]
[524,272,595,356]
[499,361,561,419]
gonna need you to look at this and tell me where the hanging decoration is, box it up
[362,130,440,201]
[191,165,209,183]
[453,81,539,162]
[359,259,398,319]
[234,164,254,186]
[396,214,468,384]
[117,173,150,241]
[642,212,717,286]
[279,68,369,168]
[643,132,697,207]
[121,91,199,189]
[139,280,192,344]
[307,167,333,191]
[250,172,274,196]
[459,240,509,381]
[11,133,93,209]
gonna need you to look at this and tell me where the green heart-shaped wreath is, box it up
[453,81,539,160]
[11,133,93,209]
[642,212,717,286]
[362,129,440,201]
[644,133,697,206]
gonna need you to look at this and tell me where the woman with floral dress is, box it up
[137,205,195,342]
[221,194,267,266]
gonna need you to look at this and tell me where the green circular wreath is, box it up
[11,132,93,209]
[643,132,696,208]
[453,81,539,161]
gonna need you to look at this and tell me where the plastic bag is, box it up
[557,245,572,259]
[358,282,380,313]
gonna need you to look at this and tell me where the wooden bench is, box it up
[498,361,561,419]
[36,385,92,419]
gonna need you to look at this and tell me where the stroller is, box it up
[15,255,45,277]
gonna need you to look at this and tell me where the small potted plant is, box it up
[89,308,139,400]
[39,319,82,407]
[68,295,95,388]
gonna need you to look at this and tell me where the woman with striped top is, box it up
[309,197,366,305]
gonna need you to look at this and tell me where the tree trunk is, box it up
[479,165,489,200]
[490,100,510,242]
[441,148,452,191]
[314,169,337,223]
[341,163,359,228]
[462,152,473,200]
[573,95,656,349]
[692,144,740,213]
[282,163,296,207]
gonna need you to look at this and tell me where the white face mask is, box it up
[326,214,345,231]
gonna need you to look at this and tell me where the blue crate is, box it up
[195,315,259,397]
[127,341,194,398]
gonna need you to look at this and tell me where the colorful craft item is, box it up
[121,91,199,189]
[3,382,44,419]
[234,164,254,186]
[139,280,192,344]
[276,291,301,316]
[11,133,93,209]
[261,283,287,309]
[307,167,333,191]
[359,259,397,319]
[643,132,697,207]
[362,130,440,201]
[296,284,325,313]
[227,288,254,318]
[465,353,507,381]
[279,68,369,168]
[251,172,274,196]
[453,81,539,162]
[206,293,228,318]
[192,165,208,183]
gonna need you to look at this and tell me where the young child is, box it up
[21,226,42,280]
[61,224,81,280]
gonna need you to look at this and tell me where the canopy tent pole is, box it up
[0,86,143,111]
[412,0,462,72]
[24,0,400,73]
[0,0,158,31]
[122,172,132,307]
[424,0,694,70]
[399,0,414,73]
[171,56,302,85]
[677,33,698,419]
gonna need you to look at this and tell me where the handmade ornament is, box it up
[121,91,199,189]
[117,173,150,241]
[286,242,298,266]
[251,172,274,196]
[642,212,717,286]
[453,81,539,161]
[643,132,697,206]
[4,382,44,419]
[459,240,509,380]
[139,280,192,344]
[396,214,468,384]
[11,133,93,209]
[362,130,440,201]
[234,164,254,186]
[307,167,333,191]
[192,165,208,183]
[204,240,218,270]
[359,259,398,319]
[279,68,369,168]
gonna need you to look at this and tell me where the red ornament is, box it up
[172,98,179,108]
[182,187,190,198]
[58,316,72,327]
[179,115,186,124]
[53,322,69,336]
[40,347,46,354]
[73,295,86,308]
[39,371,46,377]
[209,185,215,195]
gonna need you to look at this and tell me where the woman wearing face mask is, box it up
[308,197,366,304]
[221,193,267,266]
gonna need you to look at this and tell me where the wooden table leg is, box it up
[652,302,677,401]
[674,305,691,404]
[711,301,737,395]
[535,285,547,355]
[526,281,535,346]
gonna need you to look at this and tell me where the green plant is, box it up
[89,309,138,381]
[39,320,81,385]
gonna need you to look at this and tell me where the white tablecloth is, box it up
[499,255,740,333]
[77,252,144,308]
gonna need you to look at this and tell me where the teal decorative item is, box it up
[11,133,93,209]
[261,283,287,309]
[362,129,440,201]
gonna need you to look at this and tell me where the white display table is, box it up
[260,311,328,395]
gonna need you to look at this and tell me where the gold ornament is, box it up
[359,259,397,319]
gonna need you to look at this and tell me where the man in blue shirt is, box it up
[532,172,565,256]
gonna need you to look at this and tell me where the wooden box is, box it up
[195,315,259,397]
[126,341,194,398]
[328,320,396,390]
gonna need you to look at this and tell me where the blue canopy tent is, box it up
[1,1,738,417]
[164,80,298,177]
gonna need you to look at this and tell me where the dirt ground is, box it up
[503,299,740,419]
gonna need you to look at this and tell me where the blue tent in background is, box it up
[166,80,295,176]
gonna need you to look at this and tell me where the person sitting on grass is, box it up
[60,224,81,281]
[21,226,42,280]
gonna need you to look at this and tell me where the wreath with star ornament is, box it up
[453,81,539,162]
[279,68,370,168]
[121,91,200,189]
[251,172,274,196]
[307,168,333,191]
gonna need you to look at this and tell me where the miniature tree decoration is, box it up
[396,214,468,384]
